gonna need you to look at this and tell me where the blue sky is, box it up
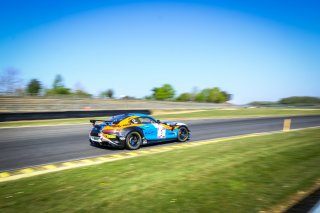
[0,0,319,104]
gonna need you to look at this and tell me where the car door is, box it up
[139,117,162,140]
[160,123,177,139]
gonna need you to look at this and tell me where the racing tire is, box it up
[177,126,189,142]
[125,131,142,150]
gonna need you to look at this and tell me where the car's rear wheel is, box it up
[125,132,142,150]
[177,127,189,142]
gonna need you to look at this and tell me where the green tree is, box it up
[45,74,71,96]
[176,92,193,101]
[121,95,136,100]
[53,74,64,89]
[45,87,71,95]
[73,82,92,98]
[100,89,114,99]
[74,90,92,98]
[26,79,42,96]
[207,87,221,103]
[195,88,210,102]
[195,92,206,102]
[279,96,320,105]
[106,89,114,98]
[152,84,175,100]
[249,101,275,106]
[221,91,232,102]
[194,87,231,103]
[144,95,153,100]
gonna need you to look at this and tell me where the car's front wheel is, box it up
[125,132,142,150]
[177,126,189,142]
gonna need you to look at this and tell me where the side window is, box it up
[140,117,156,124]
[130,118,142,124]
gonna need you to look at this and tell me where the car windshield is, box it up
[107,114,129,124]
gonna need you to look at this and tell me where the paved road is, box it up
[0,115,319,171]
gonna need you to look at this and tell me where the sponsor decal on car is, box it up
[105,134,117,139]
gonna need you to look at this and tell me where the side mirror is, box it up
[157,120,161,123]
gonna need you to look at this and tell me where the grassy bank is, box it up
[1,108,320,128]
[1,128,319,212]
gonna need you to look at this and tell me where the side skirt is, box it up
[145,138,178,144]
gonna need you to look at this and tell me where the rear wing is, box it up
[90,119,106,126]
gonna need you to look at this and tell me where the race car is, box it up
[89,113,190,149]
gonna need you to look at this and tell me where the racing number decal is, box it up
[152,124,166,138]
[158,125,166,138]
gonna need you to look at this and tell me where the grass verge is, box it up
[0,128,319,212]
[156,108,320,119]
[1,108,320,128]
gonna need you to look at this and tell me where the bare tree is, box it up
[0,68,23,95]
[74,81,85,92]
[74,81,92,98]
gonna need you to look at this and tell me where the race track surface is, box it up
[0,115,319,171]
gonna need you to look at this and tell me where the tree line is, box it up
[3,69,318,105]
[250,96,320,106]
[0,69,114,98]
[31,75,116,98]
[0,69,231,103]
[148,84,232,103]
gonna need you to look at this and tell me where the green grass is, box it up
[1,108,319,128]
[156,108,320,119]
[1,128,320,212]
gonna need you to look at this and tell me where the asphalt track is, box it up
[0,115,319,172]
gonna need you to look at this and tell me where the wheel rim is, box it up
[129,133,140,147]
[179,128,188,141]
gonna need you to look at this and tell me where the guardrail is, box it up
[0,110,151,122]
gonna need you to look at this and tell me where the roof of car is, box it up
[127,113,152,117]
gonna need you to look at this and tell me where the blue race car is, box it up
[89,113,190,149]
